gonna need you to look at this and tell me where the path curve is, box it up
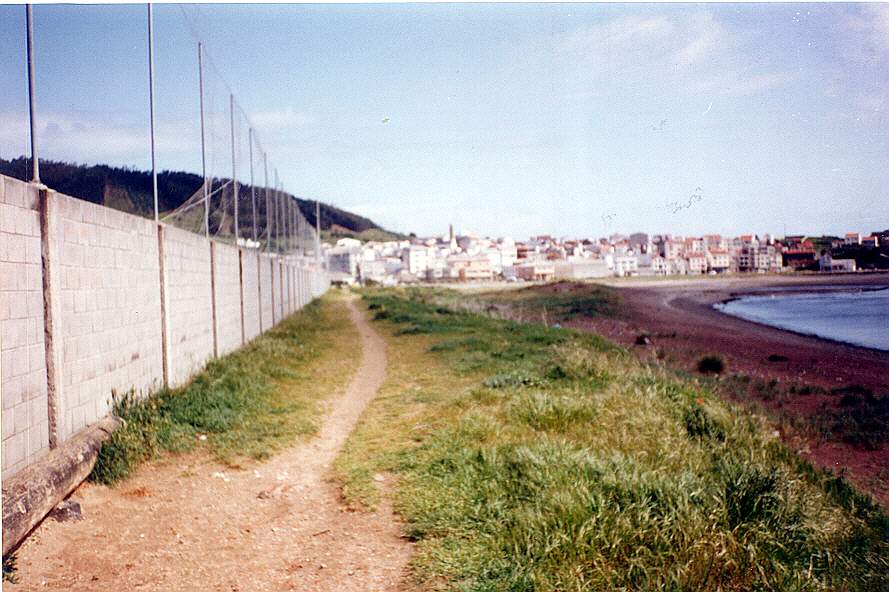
[9,298,409,591]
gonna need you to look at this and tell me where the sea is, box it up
[715,287,889,352]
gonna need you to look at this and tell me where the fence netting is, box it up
[4,3,321,256]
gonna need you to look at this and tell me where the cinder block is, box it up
[9,346,29,379]
[0,204,17,234]
[2,375,23,409]
[1,406,15,438]
[28,343,44,373]
[13,401,29,434]
[5,430,26,466]
[4,178,25,209]
[28,421,47,460]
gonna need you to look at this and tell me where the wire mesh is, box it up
[5,3,322,256]
[0,7,29,169]
[232,99,252,245]
[3,5,153,215]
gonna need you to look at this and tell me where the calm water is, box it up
[715,288,889,351]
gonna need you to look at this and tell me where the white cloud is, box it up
[250,107,312,130]
[692,70,798,98]
[847,4,889,54]
[551,14,675,77]
[0,110,202,170]
[671,12,728,68]
[542,11,791,99]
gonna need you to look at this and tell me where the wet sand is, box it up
[590,273,889,392]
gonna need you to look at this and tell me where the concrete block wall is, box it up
[258,254,274,331]
[297,269,305,309]
[0,174,329,479]
[241,250,261,342]
[211,242,242,356]
[288,264,296,314]
[0,177,49,478]
[52,193,164,438]
[285,264,293,315]
[162,225,214,388]
[278,262,286,319]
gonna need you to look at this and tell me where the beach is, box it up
[586,273,889,390]
[563,272,889,507]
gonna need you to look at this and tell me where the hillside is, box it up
[0,157,402,239]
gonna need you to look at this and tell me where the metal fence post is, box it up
[147,3,159,222]
[274,169,280,253]
[315,199,321,272]
[263,153,270,251]
[229,93,238,244]
[285,193,290,254]
[249,128,256,243]
[26,5,40,183]
[198,42,209,237]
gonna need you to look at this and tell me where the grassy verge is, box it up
[335,287,888,591]
[90,294,359,485]
[410,282,621,325]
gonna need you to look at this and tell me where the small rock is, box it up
[319,563,327,570]
[49,500,82,522]
[258,484,292,499]
[373,474,385,483]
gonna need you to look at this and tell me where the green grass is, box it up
[335,288,888,591]
[417,282,621,325]
[90,295,359,485]
[321,227,407,243]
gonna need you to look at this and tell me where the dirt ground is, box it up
[8,299,411,591]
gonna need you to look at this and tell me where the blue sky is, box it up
[1,3,887,239]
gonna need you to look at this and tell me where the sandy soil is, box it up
[558,274,889,507]
[8,299,410,592]
[583,274,889,391]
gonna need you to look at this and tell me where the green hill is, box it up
[0,157,402,240]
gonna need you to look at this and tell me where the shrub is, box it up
[697,355,725,374]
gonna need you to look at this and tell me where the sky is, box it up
[1,3,888,239]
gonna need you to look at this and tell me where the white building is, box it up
[401,245,429,276]
[553,259,611,279]
[610,255,638,277]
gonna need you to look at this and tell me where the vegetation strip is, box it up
[336,288,888,591]
[91,295,358,484]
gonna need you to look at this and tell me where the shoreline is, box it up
[607,274,889,379]
[566,273,889,508]
[713,289,889,355]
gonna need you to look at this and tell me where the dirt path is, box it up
[9,299,410,591]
